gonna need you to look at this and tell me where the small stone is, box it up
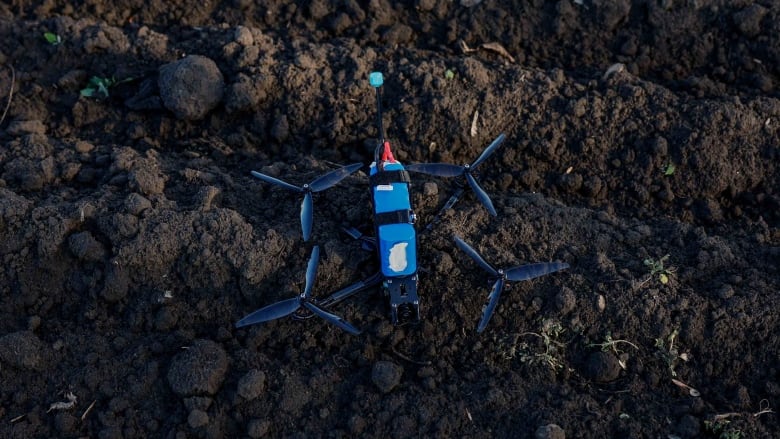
[187,409,209,428]
[596,295,606,312]
[237,369,266,401]
[371,360,403,393]
[535,423,565,439]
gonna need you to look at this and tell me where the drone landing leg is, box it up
[342,226,377,251]
[425,187,465,231]
[307,272,383,310]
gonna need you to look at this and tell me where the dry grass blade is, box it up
[480,42,515,63]
[0,64,15,126]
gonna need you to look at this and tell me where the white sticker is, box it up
[376,184,394,191]
[388,242,408,272]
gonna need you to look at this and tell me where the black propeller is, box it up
[453,235,569,333]
[407,133,506,216]
[251,163,363,241]
[235,246,361,335]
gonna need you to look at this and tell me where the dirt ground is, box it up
[1,1,778,438]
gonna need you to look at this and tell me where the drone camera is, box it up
[384,276,421,326]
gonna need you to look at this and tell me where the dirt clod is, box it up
[372,360,403,393]
[0,331,48,371]
[158,55,225,121]
[535,423,565,439]
[584,351,622,383]
[237,369,266,401]
[167,340,228,396]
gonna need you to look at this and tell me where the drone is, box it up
[236,72,569,335]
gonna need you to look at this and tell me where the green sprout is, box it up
[643,254,673,285]
[654,328,690,377]
[80,76,131,99]
[444,69,455,80]
[663,162,676,176]
[502,320,567,371]
[44,32,62,45]
[589,332,639,356]
[704,419,742,439]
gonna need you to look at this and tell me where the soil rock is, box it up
[733,5,767,37]
[187,409,209,428]
[167,339,228,396]
[125,193,152,215]
[158,55,225,121]
[372,360,403,393]
[535,423,565,439]
[0,330,48,371]
[6,120,46,136]
[584,351,622,383]
[68,231,105,262]
[237,369,266,401]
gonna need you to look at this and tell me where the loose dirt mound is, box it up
[1,1,778,438]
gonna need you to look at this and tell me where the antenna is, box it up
[369,72,385,146]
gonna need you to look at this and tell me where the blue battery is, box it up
[370,162,417,277]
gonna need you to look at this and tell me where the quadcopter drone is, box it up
[236,72,569,335]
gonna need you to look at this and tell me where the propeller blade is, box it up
[465,173,497,216]
[454,236,498,276]
[470,133,506,168]
[301,192,313,241]
[309,163,363,192]
[406,163,465,177]
[303,246,320,299]
[477,278,505,333]
[303,302,362,335]
[235,297,301,328]
[505,262,570,282]
[250,171,304,193]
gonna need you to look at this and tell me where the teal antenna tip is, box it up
[369,72,383,88]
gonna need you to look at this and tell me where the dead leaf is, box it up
[480,42,515,63]
[458,39,476,54]
[470,110,479,137]
[48,392,78,412]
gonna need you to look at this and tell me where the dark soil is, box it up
[1,1,778,438]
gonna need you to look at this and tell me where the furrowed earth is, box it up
[1,1,778,438]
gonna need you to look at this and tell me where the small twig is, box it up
[713,400,775,421]
[391,346,432,366]
[10,414,25,423]
[671,378,700,397]
[81,399,97,421]
[0,64,15,126]
[754,399,774,417]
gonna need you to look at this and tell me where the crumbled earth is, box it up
[1,1,778,438]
